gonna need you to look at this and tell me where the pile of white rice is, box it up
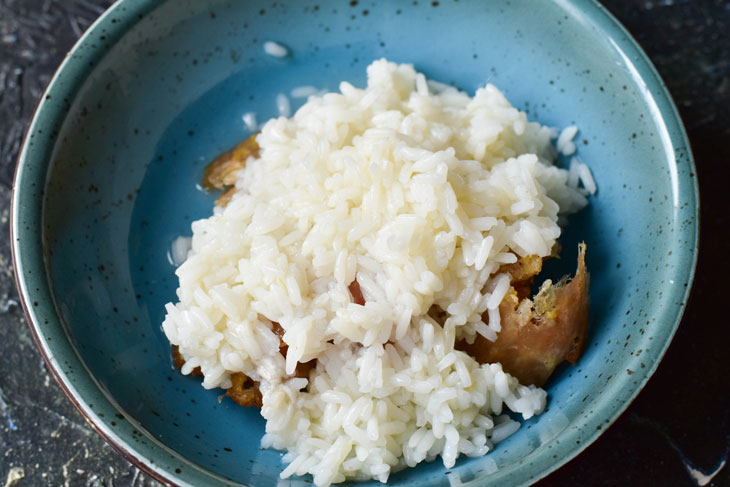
[163,59,593,486]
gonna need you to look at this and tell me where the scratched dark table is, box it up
[1,1,728,486]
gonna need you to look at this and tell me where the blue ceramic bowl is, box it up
[12,1,698,486]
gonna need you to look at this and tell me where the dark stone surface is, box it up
[0,0,728,486]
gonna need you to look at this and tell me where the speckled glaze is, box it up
[11,0,698,486]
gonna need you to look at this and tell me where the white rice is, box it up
[568,157,597,195]
[263,40,289,58]
[162,59,593,486]
[557,125,578,156]
[291,85,320,99]
[242,111,258,133]
[167,236,191,267]
[276,93,291,118]
[576,158,597,195]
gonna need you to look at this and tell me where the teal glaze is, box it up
[12,0,698,486]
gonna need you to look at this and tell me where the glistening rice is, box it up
[163,59,592,486]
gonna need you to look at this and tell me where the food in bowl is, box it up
[162,59,594,486]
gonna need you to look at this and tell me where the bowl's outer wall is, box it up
[14,0,697,486]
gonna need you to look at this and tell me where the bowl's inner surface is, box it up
[40,0,696,485]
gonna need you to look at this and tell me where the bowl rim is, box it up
[10,0,699,486]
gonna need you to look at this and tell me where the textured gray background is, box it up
[1,1,728,486]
